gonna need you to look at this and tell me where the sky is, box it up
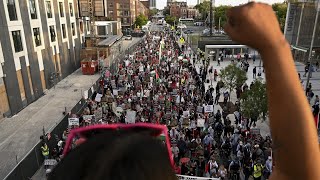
[156,0,286,9]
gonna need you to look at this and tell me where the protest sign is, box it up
[183,111,190,117]
[95,93,103,102]
[204,105,214,113]
[190,120,196,129]
[68,118,79,126]
[197,106,203,113]
[176,175,219,180]
[250,128,261,135]
[197,119,205,127]
[83,115,95,122]
[113,89,118,96]
[126,111,136,124]
[44,159,58,166]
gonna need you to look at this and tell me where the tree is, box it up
[272,3,288,32]
[219,64,247,101]
[195,1,211,20]
[240,80,268,121]
[163,8,170,16]
[214,5,232,28]
[149,9,158,17]
[134,14,148,28]
[165,15,177,26]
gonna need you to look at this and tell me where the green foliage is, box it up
[163,8,170,16]
[149,9,158,17]
[214,5,232,28]
[165,15,177,26]
[272,3,288,32]
[219,64,247,96]
[240,80,268,121]
[195,1,211,20]
[134,14,148,27]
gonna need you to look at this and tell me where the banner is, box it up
[68,118,79,126]
[176,175,220,180]
[126,111,136,124]
[204,105,214,113]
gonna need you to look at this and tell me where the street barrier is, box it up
[3,37,145,180]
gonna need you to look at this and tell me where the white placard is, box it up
[204,105,214,113]
[68,118,79,126]
[197,119,205,127]
[83,90,88,100]
[113,90,118,96]
[125,111,136,124]
[83,115,95,121]
[44,159,58,166]
[183,111,190,117]
[95,93,103,102]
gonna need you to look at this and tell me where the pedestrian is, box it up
[253,66,257,78]
[257,67,262,77]
[264,156,272,180]
[253,159,264,180]
[214,69,218,81]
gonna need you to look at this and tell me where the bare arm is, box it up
[262,37,320,180]
[224,2,320,180]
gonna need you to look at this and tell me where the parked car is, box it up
[184,29,194,34]
[124,35,132,40]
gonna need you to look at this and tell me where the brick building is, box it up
[169,2,188,19]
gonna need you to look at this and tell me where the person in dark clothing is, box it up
[253,67,257,78]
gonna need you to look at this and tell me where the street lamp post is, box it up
[305,2,319,94]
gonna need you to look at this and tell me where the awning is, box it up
[97,35,122,47]
[291,45,308,52]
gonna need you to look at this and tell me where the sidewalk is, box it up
[0,38,143,180]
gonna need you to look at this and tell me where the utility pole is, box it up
[305,2,319,93]
[210,0,213,36]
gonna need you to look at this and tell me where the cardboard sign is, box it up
[68,118,79,126]
[204,105,214,113]
[95,93,103,102]
[197,119,205,127]
[126,111,136,124]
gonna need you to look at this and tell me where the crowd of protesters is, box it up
[40,29,284,180]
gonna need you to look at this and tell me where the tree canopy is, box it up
[272,3,288,32]
[149,9,158,17]
[219,64,247,97]
[214,6,232,28]
[195,1,211,20]
[240,80,268,121]
[165,15,177,26]
[134,14,148,28]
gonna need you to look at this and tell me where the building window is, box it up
[109,2,113,8]
[7,0,18,21]
[33,28,41,46]
[46,1,52,18]
[79,22,83,34]
[12,30,23,52]
[86,21,90,32]
[69,3,73,17]
[97,26,106,36]
[71,23,75,36]
[29,0,37,19]
[59,2,64,17]
[49,25,56,42]
[109,10,114,16]
[61,24,67,39]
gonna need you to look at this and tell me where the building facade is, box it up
[0,0,86,118]
[284,2,320,62]
[169,2,188,19]
[149,0,156,9]
[187,8,199,19]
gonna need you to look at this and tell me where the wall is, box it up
[0,0,85,118]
